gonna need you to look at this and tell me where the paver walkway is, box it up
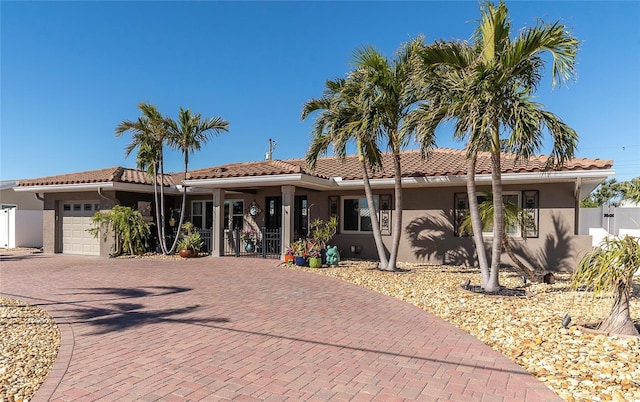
[0,252,560,401]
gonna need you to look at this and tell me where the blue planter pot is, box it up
[244,241,255,252]
[294,256,306,266]
[320,248,327,265]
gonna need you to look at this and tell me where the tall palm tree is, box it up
[303,75,390,269]
[459,192,549,283]
[351,37,431,271]
[166,107,229,254]
[414,1,579,291]
[116,102,171,254]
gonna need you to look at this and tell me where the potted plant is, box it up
[240,229,257,252]
[283,246,295,264]
[309,216,338,264]
[291,239,307,266]
[308,247,322,268]
[177,222,203,258]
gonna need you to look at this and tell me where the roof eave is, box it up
[334,169,615,189]
[14,181,181,195]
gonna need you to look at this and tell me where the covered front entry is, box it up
[61,201,100,256]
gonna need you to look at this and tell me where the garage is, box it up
[61,201,100,255]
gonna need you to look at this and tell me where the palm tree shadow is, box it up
[67,303,230,335]
[509,214,575,273]
[405,211,476,266]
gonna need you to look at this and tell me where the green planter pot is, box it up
[308,257,322,268]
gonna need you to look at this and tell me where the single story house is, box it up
[15,148,613,271]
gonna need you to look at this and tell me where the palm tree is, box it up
[415,1,579,291]
[621,177,640,204]
[303,74,390,269]
[166,107,229,254]
[572,236,640,337]
[459,192,549,283]
[116,102,171,254]
[350,37,431,271]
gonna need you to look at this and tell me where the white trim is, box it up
[14,182,181,195]
[334,169,615,189]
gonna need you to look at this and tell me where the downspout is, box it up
[35,193,44,202]
[97,187,120,207]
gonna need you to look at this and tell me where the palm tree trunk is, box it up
[385,152,403,272]
[158,152,169,254]
[361,161,389,270]
[487,126,503,292]
[168,162,189,254]
[598,281,639,336]
[465,152,490,287]
[152,164,167,255]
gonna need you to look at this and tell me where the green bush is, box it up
[88,205,152,256]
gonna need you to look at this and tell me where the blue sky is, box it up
[2,1,639,182]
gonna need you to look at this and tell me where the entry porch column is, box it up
[281,185,295,256]
[211,188,225,257]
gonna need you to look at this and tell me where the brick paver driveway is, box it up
[1,252,560,401]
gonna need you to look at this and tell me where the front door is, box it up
[265,197,282,230]
[294,196,308,239]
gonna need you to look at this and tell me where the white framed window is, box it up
[341,196,379,233]
[478,192,521,237]
[224,200,244,230]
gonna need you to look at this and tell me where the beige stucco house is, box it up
[15,148,613,271]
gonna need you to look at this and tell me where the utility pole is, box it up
[265,138,276,160]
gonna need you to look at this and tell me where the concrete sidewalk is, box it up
[0,253,560,401]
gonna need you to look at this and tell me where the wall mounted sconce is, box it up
[249,200,262,216]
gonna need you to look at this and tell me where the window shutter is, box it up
[522,190,539,238]
[329,196,339,234]
[454,193,469,237]
[380,194,392,235]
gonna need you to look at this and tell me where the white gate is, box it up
[1,207,16,248]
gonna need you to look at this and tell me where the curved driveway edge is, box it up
[1,253,560,401]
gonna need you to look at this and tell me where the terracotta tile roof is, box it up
[17,167,175,187]
[187,160,329,180]
[188,149,613,181]
[16,149,613,188]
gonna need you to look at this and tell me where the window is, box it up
[342,196,379,233]
[454,191,532,238]
[191,201,215,229]
[224,200,244,230]
[192,201,203,228]
[478,192,521,237]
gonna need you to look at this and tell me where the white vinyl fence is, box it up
[1,208,43,248]
[579,207,640,236]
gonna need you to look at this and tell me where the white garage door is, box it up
[62,201,100,256]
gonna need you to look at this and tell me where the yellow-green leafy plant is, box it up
[572,236,640,336]
[88,205,151,256]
